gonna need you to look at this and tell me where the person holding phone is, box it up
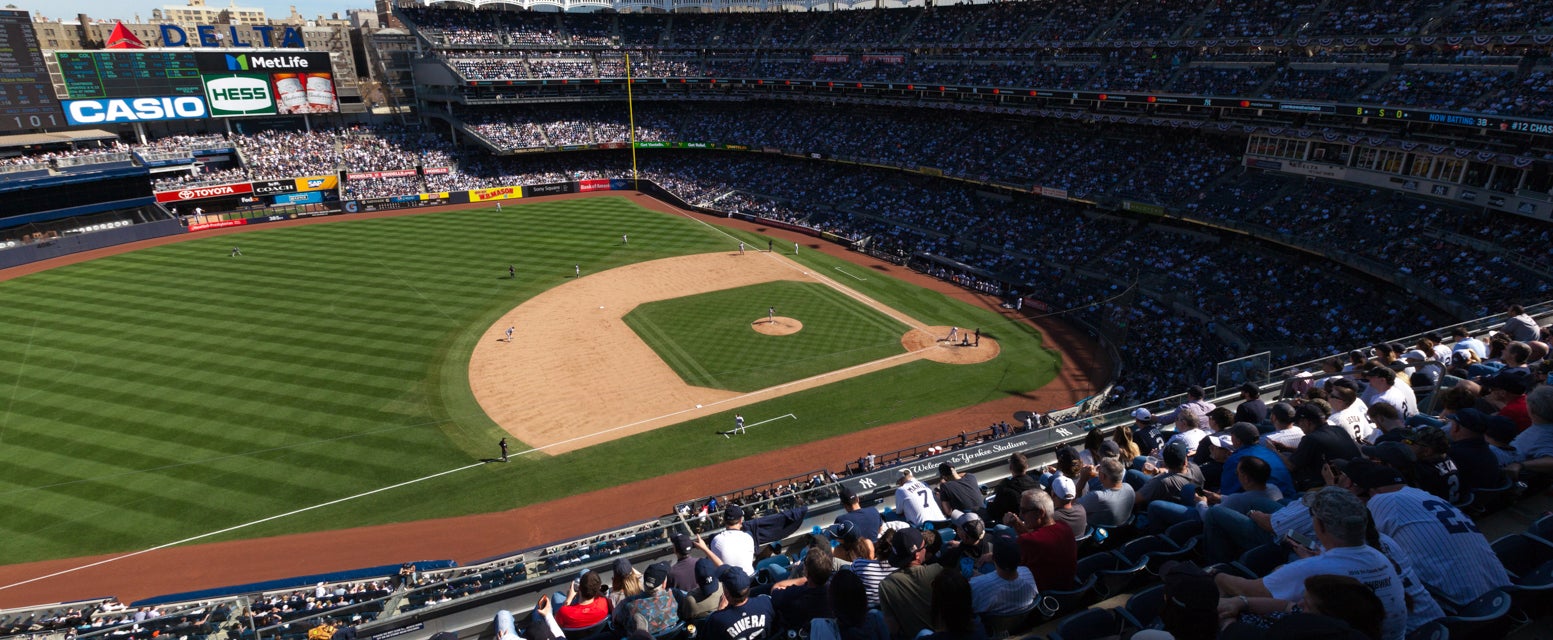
[552,569,611,630]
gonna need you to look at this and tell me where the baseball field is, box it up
[0,194,1062,571]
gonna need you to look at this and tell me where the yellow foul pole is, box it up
[625,53,639,185]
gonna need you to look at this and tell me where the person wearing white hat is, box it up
[1130,408,1163,456]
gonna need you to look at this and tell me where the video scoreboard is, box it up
[0,9,65,132]
[55,51,204,99]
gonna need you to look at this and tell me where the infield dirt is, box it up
[469,252,995,454]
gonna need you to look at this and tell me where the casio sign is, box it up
[206,76,272,111]
[64,97,208,124]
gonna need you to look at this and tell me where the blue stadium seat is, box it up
[1049,607,1128,640]
[1439,588,1513,638]
[1119,583,1165,631]
[1036,574,1098,621]
[1530,513,1553,541]
[1076,552,1126,599]
[980,601,1038,639]
[1232,543,1290,578]
[1406,620,1448,640]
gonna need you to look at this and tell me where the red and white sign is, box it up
[811,55,849,64]
[346,169,418,181]
[187,218,249,232]
[578,179,613,193]
[423,167,451,175]
[156,182,254,203]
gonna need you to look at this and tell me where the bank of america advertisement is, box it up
[197,51,338,117]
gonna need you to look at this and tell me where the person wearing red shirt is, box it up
[1485,371,1532,431]
[554,569,611,629]
[1003,489,1076,592]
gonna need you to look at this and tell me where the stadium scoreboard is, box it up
[56,51,204,99]
[0,9,65,132]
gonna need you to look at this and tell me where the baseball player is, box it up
[496,202,502,211]
[945,326,959,343]
[738,242,745,255]
[508,265,516,279]
[735,414,745,435]
[230,246,242,257]
[505,326,514,342]
[767,239,773,253]
[973,328,981,347]
[622,234,628,245]
[794,242,799,254]
[499,438,508,462]
[575,265,581,278]
[768,306,776,324]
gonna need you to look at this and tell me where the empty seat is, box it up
[1439,588,1513,638]
[1232,542,1290,578]
[1050,607,1129,640]
[1120,583,1166,630]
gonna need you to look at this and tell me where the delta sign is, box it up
[159,24,307,48]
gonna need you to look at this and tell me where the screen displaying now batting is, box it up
[197,51,337,117]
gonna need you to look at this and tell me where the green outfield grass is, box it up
[622,281,908,391]
[0,196,1062,566]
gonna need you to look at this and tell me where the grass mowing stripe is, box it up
[0,197,1060,563]
[622,313,722,388]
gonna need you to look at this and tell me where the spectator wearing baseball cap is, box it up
[1131,407,1163,456]
[968,537,1035,617]
[619,562,679,636]
[1484,415,1522,466]
[834,484,884,546]
[1288,402,1362,491]
[1006,489,1077,593]
[986,453,1040,526]
[934,514,990,578]
[1363,366,1418,420]
[1219,423,1295,500]
[702,567,775,640]
[1047,475,1088,540]
[665,533,700,592]
[678,559,725,622]
[1153,385,1217,433]
[878,527,943,639]
[708,505,756,574]
[1484,370,1532,431]
[1234,382,1268,427]
[1363,461,1513,608]
[1444,408,1504,497]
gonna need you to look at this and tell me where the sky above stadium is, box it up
[13,0,368,23]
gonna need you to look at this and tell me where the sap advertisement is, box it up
[197,52,337,116]
[63,96,208,125]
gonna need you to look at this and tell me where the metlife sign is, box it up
[203,74,276,117]
[62,96,208,125]
[194,51,332,74]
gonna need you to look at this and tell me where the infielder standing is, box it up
[738,242,745,255]
[505,326,514,342]
[735,414,745,435]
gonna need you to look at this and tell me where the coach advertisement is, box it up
[251,179,298,196]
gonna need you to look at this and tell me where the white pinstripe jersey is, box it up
[1366,486,1510,605]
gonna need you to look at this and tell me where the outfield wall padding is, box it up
[0,219,185,270]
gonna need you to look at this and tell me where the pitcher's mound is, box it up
[752,316,803,336]
[902,326,1000,364]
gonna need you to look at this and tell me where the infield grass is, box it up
[622,281,909,391]
[0,195,1061,566]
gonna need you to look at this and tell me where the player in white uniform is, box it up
[894,469,947,526]
[1359,461,1510,606]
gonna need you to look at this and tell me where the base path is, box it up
[0,191,1110,606]
[471,252,948,454]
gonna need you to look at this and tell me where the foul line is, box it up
[720,413,797,435]
[0,460,490,594]
[833,266,867,281]
[668,210,929,332]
